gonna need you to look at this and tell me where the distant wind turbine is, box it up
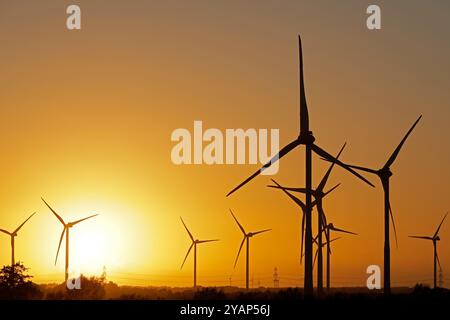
[268,179,339,265]
[323,115,422,294]
[42,198,98,281]
[323,223,357,290]
[226,35,374,295]
[180,217,219,289]
[409,212,448,289]
[0,212,36,266]
[230,209,271,290]
[267,143,345,293]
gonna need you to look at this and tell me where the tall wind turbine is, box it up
[268,179,339,265]
[409,212,448,289]
[42,198,98,281]
[267,143,345,293]
[324,115,422,294]
[230,210,271,290]
[0,212,36,266]
[226,36,374,295]
[180,217,219,289]
[323,223,357,290]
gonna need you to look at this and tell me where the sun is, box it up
[71,227,108,274]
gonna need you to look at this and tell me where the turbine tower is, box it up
[268,179,339,264]
[42,198,98,281]
[325,115,422,294]
[409,212,448,288]
[267,143,345,293]
[0,212,36,266]
[180,217,219,289]
[230,210,271,290]
[323,223,357,290]
[226,35,374,296]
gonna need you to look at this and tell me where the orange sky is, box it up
[0,1,449,288]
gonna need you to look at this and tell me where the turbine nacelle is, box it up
[298,132,315,145]
[378,168,393,179]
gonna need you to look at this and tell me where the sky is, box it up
[0,0,449,288]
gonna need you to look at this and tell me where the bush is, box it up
[0,262,43,299]
[46,274,106,300]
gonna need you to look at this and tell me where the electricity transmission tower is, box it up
[273,267,280,288]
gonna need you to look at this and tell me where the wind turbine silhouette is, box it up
[267,143,345,293]
[0,212,36,266]
[409,212,448,289]
[323,115,422,294]
[42,198,98,281]
[323,223,357,290]
[268,179,339,265]
[180,217,219,289]
[226,35,374,295]
[230,209,271,290]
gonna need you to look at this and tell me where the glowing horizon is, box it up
[1,1,449,289]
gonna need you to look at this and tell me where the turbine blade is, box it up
[298,35,309,134]
[330,226,357,236]
[313,248,319,268]
[180,217,194,241]
[226,139,301,196]
[269,185,307,194]
[321,158,378,174]
[234,237,246,268]
[326,237,341,245]
[433,212,448,239]
[230,209,246,235]
[320,208,330,244]
[312,233,319,246]
[268,180,307,211]
[252,229,271,236]
[408,235,433,240]
[71,214,98,226]
[42,198,65,225]
[181,243,194,269]
[13,212,36,234]
[322,183,341,198]
[316,143,346,192]
[300,210,305,264]
[0,229,11,235]
[197,239,219,243]
[55,228,66,266]
[388,202,399,248]
[383,115,422,169]
[313,144,375,187]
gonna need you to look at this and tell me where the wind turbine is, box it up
[268,179,339,265]
[226,36,374,295]
[41,198,98,281]
[180,217,219,289]
[323,223,357,290]
[324,115,422,294]
[267,143,345,293]
[409,212,448,289]
[0,212,36,266]
[230,210,271,290]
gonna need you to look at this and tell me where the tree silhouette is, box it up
[0,262,42,299]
